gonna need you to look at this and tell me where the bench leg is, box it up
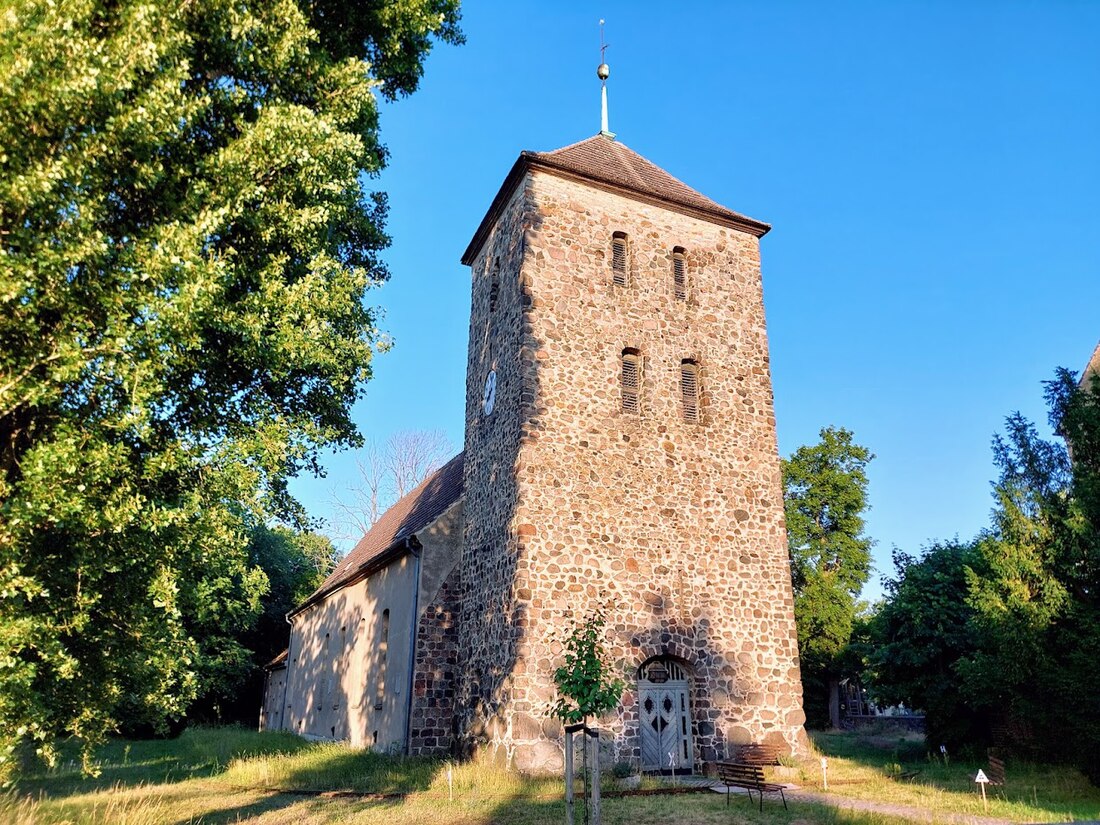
[726,783,730,807]
[780,788,787,811]
[758,787,764,812]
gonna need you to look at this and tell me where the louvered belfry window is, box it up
[612,232,628,286]
[681,360,700,423]
[621,348,641,413]
[672,247,687,301]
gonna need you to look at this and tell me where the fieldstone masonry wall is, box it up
[457,180,531,759]
[457,167,807,772]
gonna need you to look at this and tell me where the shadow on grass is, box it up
[162,791,352,825]
[166,796,407,825]
[808,728,1100,822]
[164,787,940,825]
[16,726,312,797]
[811,727,928,765]
[22,727,1100,824]
[219,743,443,794]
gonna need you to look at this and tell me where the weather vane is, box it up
[598,19,614,138]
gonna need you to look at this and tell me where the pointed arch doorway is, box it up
[637,657,694,773]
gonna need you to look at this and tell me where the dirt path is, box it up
[786,789,1026,825]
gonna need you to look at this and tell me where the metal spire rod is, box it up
[598,19,614,139]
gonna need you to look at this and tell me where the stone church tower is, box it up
[457,125,807,771]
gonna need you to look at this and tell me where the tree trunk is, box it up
[828,679,842,730]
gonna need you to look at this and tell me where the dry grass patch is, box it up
[795,730,1100,822]
[9,726,1100,824]
[5,782,925,825]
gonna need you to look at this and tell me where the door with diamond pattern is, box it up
[638,660,693,773]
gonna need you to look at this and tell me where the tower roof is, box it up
[461,134,770,265]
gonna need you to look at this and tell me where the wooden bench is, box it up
[732,743,781,766]
[715,761,788,811]
[987,751,1006,787]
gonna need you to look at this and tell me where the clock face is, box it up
[482,370,497,416]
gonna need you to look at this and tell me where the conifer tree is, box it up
[871,368,1100,782]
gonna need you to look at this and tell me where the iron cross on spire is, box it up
[597,19,614,138]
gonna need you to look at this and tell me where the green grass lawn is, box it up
[800,728,1100,823]
[5,726,1100,824]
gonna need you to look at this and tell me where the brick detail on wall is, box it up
[407,568,462,756]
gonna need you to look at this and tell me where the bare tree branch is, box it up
[387,429,452,500]
[329,429,453,543]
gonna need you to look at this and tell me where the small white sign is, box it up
[975,769,989,784]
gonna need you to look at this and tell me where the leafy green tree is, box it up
[871,418,1074,752]
[185,524,337,724]
[1042,369,1100,781]
[552,607,625,725]
[954,414,1070,749]
[871,541,986,748]
[1047,368,1100,603]
[782,427,874,728]
[960,375,1100,772]
[871,369,1100,779]
[0,0,460,775]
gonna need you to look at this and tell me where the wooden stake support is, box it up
[563,723,603,825]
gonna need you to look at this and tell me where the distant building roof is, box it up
[1081,340,1100,389]
[289,452,465,617]
[462,133,770,265]
[265,648,288,670]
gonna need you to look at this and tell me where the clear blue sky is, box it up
[289,1,1100,601]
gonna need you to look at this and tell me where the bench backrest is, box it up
[717,762,766,786]
[987,754,1006,785]
[735,744,781,766]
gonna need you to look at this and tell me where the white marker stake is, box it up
[975,769,989,812]
[821,757,829,791]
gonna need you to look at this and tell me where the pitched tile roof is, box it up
[535,135,767,228]
[1082,340,1100,389]
[290,452,465,616]
[462,133,769,265]
[265,648,288,669]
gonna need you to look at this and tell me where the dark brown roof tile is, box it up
[291,452,465,615]
[462,134,769,265]
[530,135,766,230]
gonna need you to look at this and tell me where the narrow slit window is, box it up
[672,247,687,301]
[612,232,628,286]
[489,257,500,313]
[621,348,641,413]
[681,360,700,423]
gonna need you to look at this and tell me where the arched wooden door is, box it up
[638,659,693,773]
